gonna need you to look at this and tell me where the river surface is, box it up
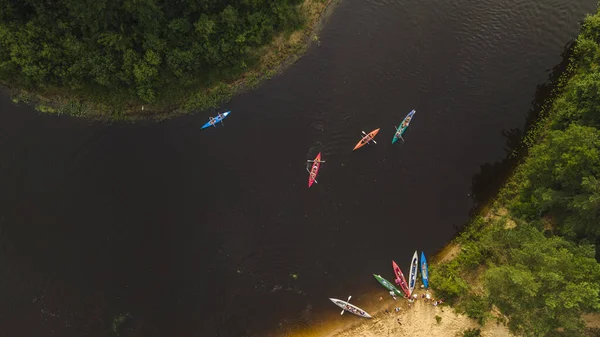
[0,0,597,336]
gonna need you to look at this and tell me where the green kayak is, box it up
[373,274,404,297]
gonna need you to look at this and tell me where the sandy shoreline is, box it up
[283,288,513,337]
[278,242,514,337]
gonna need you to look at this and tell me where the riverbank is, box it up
[421,8,600,336]
[2,0,338,121]
[283,286,512,337]
[285,6,600,337]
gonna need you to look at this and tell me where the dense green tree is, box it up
[484,224,600,336]
[510,124,600,239]
[0,0,304,103]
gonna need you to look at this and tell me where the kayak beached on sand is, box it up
[392,260,411,298]
[373,274,405,298]
[408,250,419,296]
[201,111,231,129]
[392,110,416,143]
[353,129,380,151]
[329,296,372,318]
[421,251,429,289]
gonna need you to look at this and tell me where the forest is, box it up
[431,9,600,337]
[0,0,310,115]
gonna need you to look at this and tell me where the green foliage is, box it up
[459,295,490,325]
[430,261,469,303]
[0,0,305,105]
[435,315,442,324]
[438,8,600,337]
[500,8,600,243]
[483,224,600,337]
[461,328,481,337]
[509,124,600,239]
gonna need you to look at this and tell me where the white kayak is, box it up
[408,250,419,296]
[329,297,372,318]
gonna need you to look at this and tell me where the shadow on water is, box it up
[466,39,578,222]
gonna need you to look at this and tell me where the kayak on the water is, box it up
[201,111,231,129]
[421,251,429,289]
[329,296,372,318]
[408,250,418,296]
[373,274,405,298]
[307,153,325,187]
[392,260,411,298]
[392,110,416,143]
[353,128,380,151]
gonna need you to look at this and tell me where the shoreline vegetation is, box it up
[0,0,337,121]
[429,9,600,336]
[294,6,600,337]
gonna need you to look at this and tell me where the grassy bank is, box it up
[1,0,337,121]
[428,8,600,337]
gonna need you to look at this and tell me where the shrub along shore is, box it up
[429,8,600,337]
[0,0,336,121]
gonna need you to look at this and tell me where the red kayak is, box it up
[307,153,324,187]
[392,260,411,297]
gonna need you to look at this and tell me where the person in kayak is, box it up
[209,113,224,126]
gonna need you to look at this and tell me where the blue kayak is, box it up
[201,111,231,129]
[421,251,429,289]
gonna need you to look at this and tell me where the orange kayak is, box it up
[353,128,380,151]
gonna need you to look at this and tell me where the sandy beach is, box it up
[284,288,514,337]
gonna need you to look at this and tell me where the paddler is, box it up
[209,116,216,125]
[403,116,411,127]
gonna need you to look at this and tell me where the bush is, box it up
[461,328,481,337]
[429,262,469,303]
[460,295,490,325]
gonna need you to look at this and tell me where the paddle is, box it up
[341,295,352,315]
[307,160,326,163]
[361,131,377,144]
[392,126,406,143]
[306,167,318,184]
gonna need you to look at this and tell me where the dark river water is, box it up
[0,0,597,336]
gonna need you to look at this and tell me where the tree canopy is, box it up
[484,224,600,336]
[0,0,304,104]
[505,11,600,243]
[431,8,600,337]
